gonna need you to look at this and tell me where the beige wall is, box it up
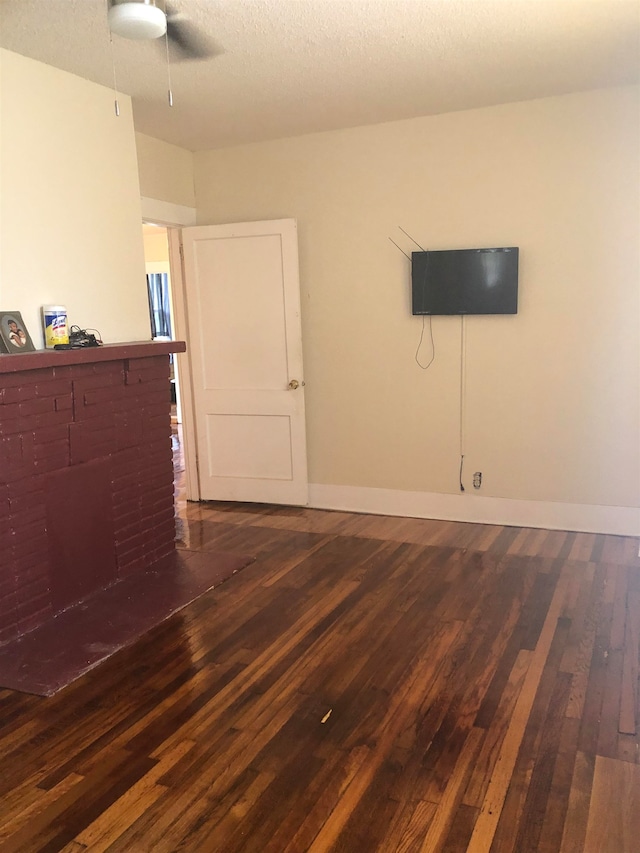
[0,49,150,345]
[136,132,195,208]
[194,87,640,510]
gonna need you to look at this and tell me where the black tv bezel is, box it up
[411,246,519,316]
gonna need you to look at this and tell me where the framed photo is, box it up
[0,312,36,353]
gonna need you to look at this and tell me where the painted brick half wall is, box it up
[0,342,185,646]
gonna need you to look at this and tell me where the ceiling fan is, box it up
[107,0,219,61]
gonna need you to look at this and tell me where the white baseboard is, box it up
[308,483,640,536]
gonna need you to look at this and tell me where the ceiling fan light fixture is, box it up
[108,1,167,41]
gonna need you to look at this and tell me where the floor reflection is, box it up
[172,421,189,546]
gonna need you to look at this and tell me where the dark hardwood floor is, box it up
[0,443,638,850]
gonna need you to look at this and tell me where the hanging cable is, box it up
[415,315,435,370]
[414,249,436,370]
[459,314,467,491]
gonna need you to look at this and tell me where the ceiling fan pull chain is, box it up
[106,2,121,116]
[165,28,174,107]
[110,35,120,117]
[106,3,120,116]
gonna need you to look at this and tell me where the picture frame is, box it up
[0,311,37,353]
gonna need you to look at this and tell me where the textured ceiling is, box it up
[1,0,638,151]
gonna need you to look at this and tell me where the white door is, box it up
[180,219,308,505]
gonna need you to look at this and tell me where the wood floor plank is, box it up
[536,716,581,853]
[440,802,479,852]
[576,573,615,756]
[621,536,640,566]
[559,749,596,853]
[465,564,570,853]
[463,649,531,808]
[601,534,629,565]
[610,566,628,650]
[598,647,625,755]
[567,532,596,562]
[74,740,195,851]
[277,746,373,853]
[565,562,606,722]
[560,562,596,674]
[417,726,483,852]
[0,750,158,853]
[488,609,573,853]
[0,773,85,843]
[583,756,640,852]
[304,621,466,853]
[507,669,573,853]
[619,589,639,735]
[381,799,437,853]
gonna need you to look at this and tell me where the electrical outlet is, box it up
[473,472,482,489]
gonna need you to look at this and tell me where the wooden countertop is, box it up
[0,340,187,375]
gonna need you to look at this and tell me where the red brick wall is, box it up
[0,355,175,646]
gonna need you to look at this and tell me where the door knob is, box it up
[288,379,300,390]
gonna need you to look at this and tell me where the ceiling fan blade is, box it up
[165,13,222,61]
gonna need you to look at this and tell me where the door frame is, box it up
[141,197,200,501]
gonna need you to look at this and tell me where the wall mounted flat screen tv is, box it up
[412,247,519,315]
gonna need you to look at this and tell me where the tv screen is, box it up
[411,247,519,315]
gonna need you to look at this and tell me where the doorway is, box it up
[142,223,187,512]
[140,209,308,508]
[142,224,181,424]
[140,198,198,502]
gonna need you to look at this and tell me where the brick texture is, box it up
[0,354,175,646]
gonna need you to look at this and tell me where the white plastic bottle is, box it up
[41,305,69,348]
